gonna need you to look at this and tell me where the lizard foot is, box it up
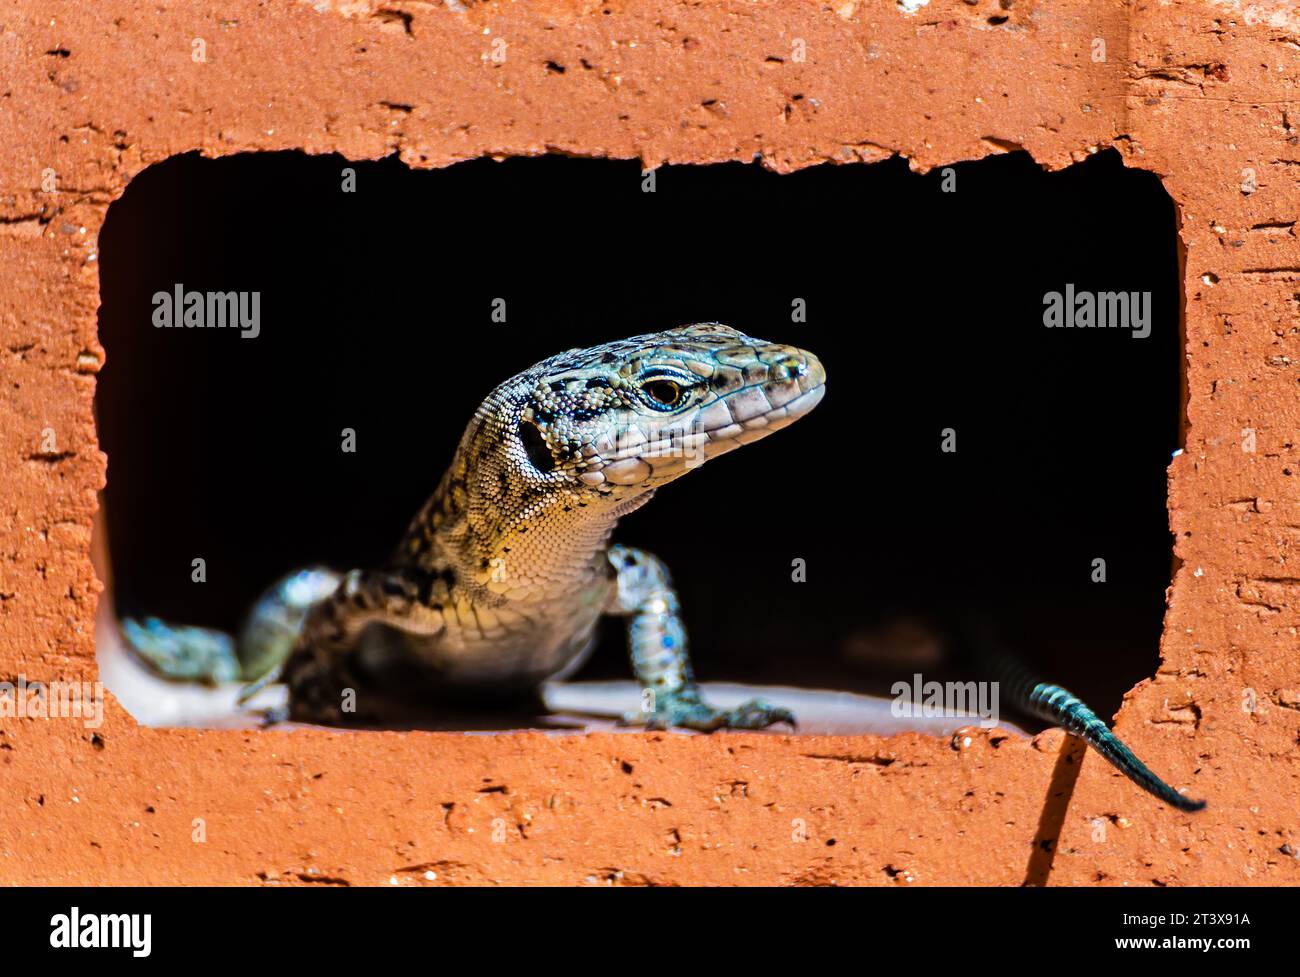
[281,647,371,727]
[258,703,290,727]
[622,687,796,732]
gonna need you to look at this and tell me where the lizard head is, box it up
[498,322,826,507]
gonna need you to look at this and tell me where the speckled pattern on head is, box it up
[399,322,826,593]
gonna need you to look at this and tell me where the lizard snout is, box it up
[762,347,825,411]
[729,344,824,428]
[693,343,825,460]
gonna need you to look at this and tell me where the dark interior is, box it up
[96,149,1181,724]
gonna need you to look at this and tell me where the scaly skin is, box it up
[970,617,1205,811]
[123,322,1205,809]
[1025,682,1205,811]
[128,323,824,731]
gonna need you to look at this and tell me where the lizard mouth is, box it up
[589,353,826,485]
[694,347,827,454]
[700,376,826,452]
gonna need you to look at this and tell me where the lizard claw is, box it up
[258,704,290,727]
[726,698,797,731]
[621,689,796,732]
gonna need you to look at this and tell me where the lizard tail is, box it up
[121,567,342,689]
[1023,682,1206,812]
[956,615,1205,812]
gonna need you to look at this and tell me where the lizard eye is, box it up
[642,379,684,408]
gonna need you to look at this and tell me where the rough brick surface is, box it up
[0,0,1296,884]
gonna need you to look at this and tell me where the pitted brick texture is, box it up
[0,0,1296,884]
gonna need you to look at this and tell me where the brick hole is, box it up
[94,149,1180,732]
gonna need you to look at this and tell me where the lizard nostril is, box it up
[777,355,806,378]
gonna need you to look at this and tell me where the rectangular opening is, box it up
[95,150,1180,735]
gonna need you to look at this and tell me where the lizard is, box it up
[121,322,1205,810]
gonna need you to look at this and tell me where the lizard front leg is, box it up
[281,567,444,725]
[606,544,795,731]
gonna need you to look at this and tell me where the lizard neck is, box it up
[399,444,644,605]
